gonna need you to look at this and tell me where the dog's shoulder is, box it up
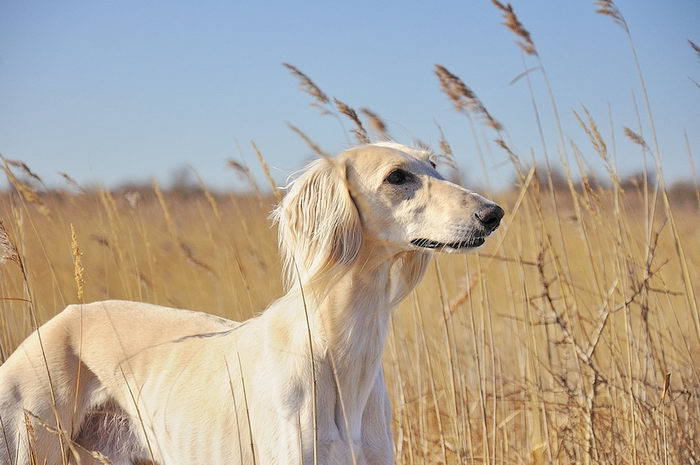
[60,300,239,348]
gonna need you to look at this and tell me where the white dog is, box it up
[0,142,503,465]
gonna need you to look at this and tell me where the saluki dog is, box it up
[0,142,504,465]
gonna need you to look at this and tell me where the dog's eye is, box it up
[385,169,410,185]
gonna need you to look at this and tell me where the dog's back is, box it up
[0,300,237,464]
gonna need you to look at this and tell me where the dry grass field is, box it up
[1,164,699,464]
[1,1,699,464]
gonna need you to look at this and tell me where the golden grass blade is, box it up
[286,123,331,158]
[251,141,282,203]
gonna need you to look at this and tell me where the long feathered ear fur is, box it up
[273,157,362,291]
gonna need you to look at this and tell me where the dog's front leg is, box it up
[316,438,368,465]
[360,370,394,465]
[253,414,304,465]
[256,402,363,465]
[292,379,369,465]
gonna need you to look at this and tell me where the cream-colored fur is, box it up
[0,142,503,465]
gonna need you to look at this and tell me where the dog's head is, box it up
[275,142,503,287]
[342,142,504,253]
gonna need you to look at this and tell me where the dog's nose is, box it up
[475,204,504,231]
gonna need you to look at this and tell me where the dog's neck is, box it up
[317,243,429,351]
[311,243,431,437]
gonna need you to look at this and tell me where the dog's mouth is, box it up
[411,236,485,250]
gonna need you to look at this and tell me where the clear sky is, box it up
[1,0,698,190]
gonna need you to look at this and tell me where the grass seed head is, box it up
[360,107,389,140]
[0,220,20,266]
[624,127,648,149]
[435,65,503,131]
[334,98,370,144]
[595,0,628,31]
[70,223,85,302]
[1,159,51,217]
[282,63,330,107]
[59,172,84,193]
[689,40,700,62]
[5,159,44,186]
[491,0,538,56]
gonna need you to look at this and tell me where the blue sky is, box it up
[1,0,698,190]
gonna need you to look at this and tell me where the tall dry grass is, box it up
[1,1,699,463]
[1,163,698,464]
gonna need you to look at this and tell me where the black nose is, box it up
[475,204,504,231]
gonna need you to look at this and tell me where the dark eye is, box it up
[385,169,410,185]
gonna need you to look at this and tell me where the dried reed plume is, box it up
[491,0,538,56]
[333,98,370,144]
[226,159,261,194]
[5,159,44,187]
[574,107,622,189]
[573,107,608,159]
[435,65,503,131]
[624,127,648,149]
[70,224,85,302]
[494,138,523,171]
[595,0,628,31]
[286,123,331,157]
[0,220,20,266]
[282,63,330,109]
[690,40,700,62]
[360,107,390,140]
[1,159,51,217]
[59,172,84,193]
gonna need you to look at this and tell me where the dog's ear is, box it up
[274,157,362,290]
